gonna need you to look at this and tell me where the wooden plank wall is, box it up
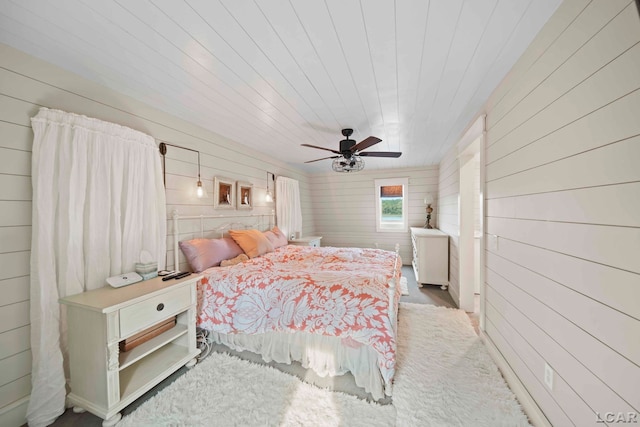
[0,43,313,426]
[437,146,460,304]
[482,0,640,425]
[309,166,439,265]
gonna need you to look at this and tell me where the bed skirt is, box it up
[207,330,388,400]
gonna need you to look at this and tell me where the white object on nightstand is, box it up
[106,272,142,288]
[59,274,202,426]
[288,236,322,247]
[410,227,449,290]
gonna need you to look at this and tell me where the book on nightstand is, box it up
[118,316,176,352]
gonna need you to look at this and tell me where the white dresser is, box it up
[288,236,322,247]
[59,274,202,426]
[410,227,449,290]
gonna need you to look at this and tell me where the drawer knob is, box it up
[156,303,165,311]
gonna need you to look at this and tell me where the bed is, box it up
[172,212,402,400]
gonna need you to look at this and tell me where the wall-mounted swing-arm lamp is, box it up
[158,142,207,198]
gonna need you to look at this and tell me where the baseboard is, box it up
[0,396,28,427]
[481,331,552,427]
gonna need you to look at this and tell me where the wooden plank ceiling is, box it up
[0,0,561,173]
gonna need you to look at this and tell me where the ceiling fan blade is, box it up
[358,151,402,158]
[351,136,382,153]
[305,155,341,164]
[301,143,341,154]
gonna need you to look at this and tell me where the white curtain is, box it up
[275,176,302,239]
[27,108,166,426]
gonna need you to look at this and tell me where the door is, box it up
[458,138,482,314]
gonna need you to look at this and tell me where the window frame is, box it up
[374,177,409,233]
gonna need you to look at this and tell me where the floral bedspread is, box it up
[196,245,402,386]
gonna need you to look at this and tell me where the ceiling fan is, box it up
[302,128,402,172]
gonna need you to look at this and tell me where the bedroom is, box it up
[1,0,639,426]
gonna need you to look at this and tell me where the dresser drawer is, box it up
[120,285,191,338]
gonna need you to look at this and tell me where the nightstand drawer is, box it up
[120,286,191,338]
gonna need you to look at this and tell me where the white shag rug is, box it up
[119,350,393,427]
[393,303,531,427]
[118,303,530,427]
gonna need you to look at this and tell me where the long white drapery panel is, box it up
[28,108,166,426]
[275,176,302,239]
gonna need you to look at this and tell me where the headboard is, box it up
[169,209,275,271]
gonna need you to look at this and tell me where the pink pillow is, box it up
[263,226,289,249]
[178,237,244,272]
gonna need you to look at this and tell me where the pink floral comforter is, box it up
[196,245,402,386]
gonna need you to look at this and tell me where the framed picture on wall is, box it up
[236,181,253,210]
[214,177,235,209]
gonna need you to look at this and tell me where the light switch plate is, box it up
[544,363,554,391]
[489,234,499,251]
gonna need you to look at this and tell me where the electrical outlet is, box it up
[544,363,554,391]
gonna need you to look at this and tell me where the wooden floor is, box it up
[401,265,480,334]
[400,265,458,307]
[47,265,468,427]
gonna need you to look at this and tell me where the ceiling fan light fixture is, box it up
[303,128,400,171]
[332,155,364,173]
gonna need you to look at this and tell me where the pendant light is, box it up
[265,172,274,203]
[195,151,206,198]
[159,142,207,198]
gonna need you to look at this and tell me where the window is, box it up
[375,178,409,232]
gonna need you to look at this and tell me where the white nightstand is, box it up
[59,274,202,426]
[288,236,322,247]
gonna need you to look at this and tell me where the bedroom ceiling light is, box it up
[303,129,400,172]
[332,155,364,173]
[265,171,274,202]
[158,142,207,198]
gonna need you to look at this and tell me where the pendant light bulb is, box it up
[196,180,204,198]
